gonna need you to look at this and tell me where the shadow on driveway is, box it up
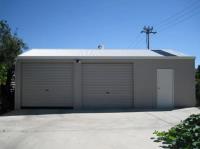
[0,107,179,116]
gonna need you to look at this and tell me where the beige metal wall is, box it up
[133,59,195,108]
[15,58,195,109]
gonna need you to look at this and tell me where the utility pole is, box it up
[141,26,157,49]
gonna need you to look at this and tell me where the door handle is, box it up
[106,91,110,94]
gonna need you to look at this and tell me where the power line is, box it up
[158,7,200,32]
[127,33,141,48]
[155,0,200,30]
[157,8,200,31]
[133,35,143,48]
[127,0,200,48]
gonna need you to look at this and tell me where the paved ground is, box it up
[0,107,199,149]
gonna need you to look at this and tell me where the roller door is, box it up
[22,63,73,107]
[82,63,133,108]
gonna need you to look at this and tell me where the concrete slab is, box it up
[0,107,199,149]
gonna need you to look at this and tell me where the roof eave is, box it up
[17,56,195,60]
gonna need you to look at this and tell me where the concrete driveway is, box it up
[0,108,199,149]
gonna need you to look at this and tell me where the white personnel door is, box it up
[157,69,174,108]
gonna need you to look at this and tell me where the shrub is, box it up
[152,114,200,149]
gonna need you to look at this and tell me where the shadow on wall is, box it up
[0,107,182,117]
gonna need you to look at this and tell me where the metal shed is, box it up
[15,49,196,109]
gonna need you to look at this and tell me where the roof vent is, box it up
[97,44,104,49]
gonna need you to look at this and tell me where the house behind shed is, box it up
[15,49,196,109]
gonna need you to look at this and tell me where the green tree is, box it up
[0,20,26,112]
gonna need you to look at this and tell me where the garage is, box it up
[21,63,73,107]
[15,49,196,109]
[82,63,133,108]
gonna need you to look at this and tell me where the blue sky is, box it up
[0,0,200,66]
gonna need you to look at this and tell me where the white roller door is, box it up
[22,63,73,107]
[82,63,133,108]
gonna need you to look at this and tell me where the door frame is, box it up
[156,69,174,108]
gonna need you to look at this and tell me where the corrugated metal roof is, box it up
[18,49,194,59]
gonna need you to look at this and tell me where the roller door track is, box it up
[21,63,73,107]
[82,63,133,108]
